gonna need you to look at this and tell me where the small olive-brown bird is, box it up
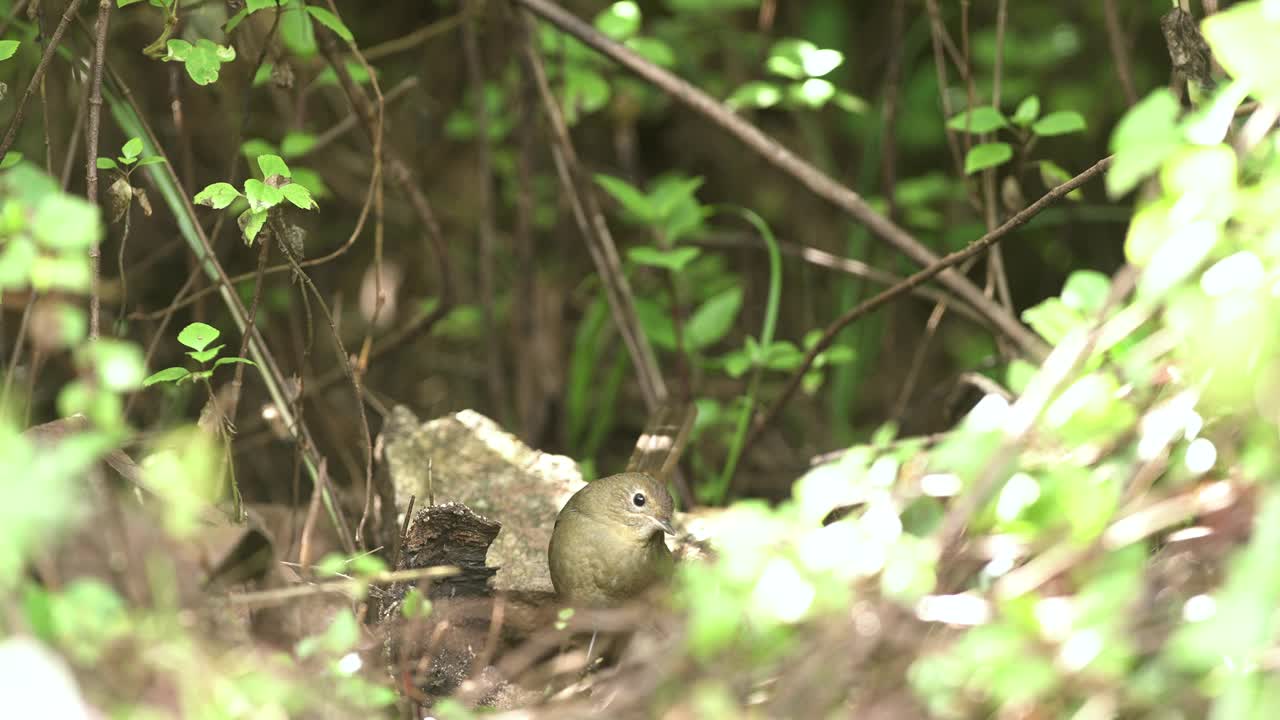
[547,403,694,607]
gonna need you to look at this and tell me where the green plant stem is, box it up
[711,207,781,502]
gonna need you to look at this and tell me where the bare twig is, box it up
[519,10,668,409]
[84,0,111,340]
[463,3,508,420]
[1103,0,1139,106]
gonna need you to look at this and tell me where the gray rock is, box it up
[382,406,585,593]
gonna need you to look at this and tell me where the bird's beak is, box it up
[651,516,676,536]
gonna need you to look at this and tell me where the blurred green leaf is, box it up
[963,143,1012,174]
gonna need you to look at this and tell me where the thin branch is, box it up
[1103,0,1139,106]
[519,10,668,409]
[84,0,112,340]
[463,3,508,420]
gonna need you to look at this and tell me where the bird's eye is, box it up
[632,492,646,507]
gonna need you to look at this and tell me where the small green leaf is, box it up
[135,156,167,167]
[594,1,641,40]
[628,246,702,272]
[178,322,220,352]
[165,39,193,61]
[187,344,224,364]
[257,153,291,179]
[243,178,284,211]
[1031,110,1086,136]
[1107,89,1182,197]
[238,208,267,245]
[96,158,118,171]
[685,287,743,350]
[213,356,257,369]
[625,37,675,67]
[726,81,783,110]
[121,138,144,159]
[595,174,656,222]
[33,194,101,250]
[193,182,241,209]
[280,183,317,210]
[306,6,354,42]
[788,78,837,108]
[280,132,317,157]
[143,367,191,386]
[0,152,21,169]
[1011,95,1040,126]
[963,142,1012,175]
[946,106,1010,134]
[83,339,147,392]
[0,40,21,61]
[1061,270,1111,314]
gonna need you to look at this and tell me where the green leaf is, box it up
[1022,297,1083,345]
[187,344,224,364]
[594,1,641,41]
[726,81,783,110]
[0,40,20,62]
[1031,110,1086,136]
[135,156,167,167]
[243,178,284,211]
[143,367,191,386]
[595,174,656,222]
[305,6,354,42]
[766,38,843,79]
[0,237,36,290]
[788,78,837,108]
[83,339,147,392]
[634,297,677,350]
[0,152,21,169]
[963,142,1012,175]
[193,182,241,210]
[280,132,317,157]
[178,322,220,352]
[170,39,236,85]
[238,208,268,245]
[1060,270,1111,314]
[213,356,257,369]
[628,246,701,272]
[946,106,1010,134]
[280,183,317,210]
[96,158,118,171]
[625,37,675,67]
[1202,1,1280,108]
[1011,95,1040,127]
[33,194,101,250]
[685,287,743,350]
[1106,89,1182,198]
[257,153,291,179]
[165,38,192,61]
[121,137,143,159]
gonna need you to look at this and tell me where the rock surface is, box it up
[382,406,586,593]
